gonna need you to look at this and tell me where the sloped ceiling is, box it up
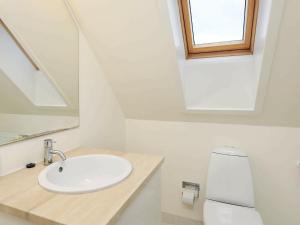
[69,0,300,127]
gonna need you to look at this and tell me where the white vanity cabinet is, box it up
[114,169,161,225]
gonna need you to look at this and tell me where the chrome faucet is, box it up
[44,139,67,165]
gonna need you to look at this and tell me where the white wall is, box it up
[0,32,126,176]
[126,119,300,225]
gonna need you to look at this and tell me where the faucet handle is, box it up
[44,139,55,148]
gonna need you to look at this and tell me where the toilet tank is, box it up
[206,147,255,207]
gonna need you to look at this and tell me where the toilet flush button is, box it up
[296,161,300,168]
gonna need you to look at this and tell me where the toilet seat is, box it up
[204,200,264,225]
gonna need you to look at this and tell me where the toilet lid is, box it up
[204,200,264,225]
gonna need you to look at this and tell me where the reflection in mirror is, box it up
[0,0,79,146]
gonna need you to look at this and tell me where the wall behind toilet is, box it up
[126,119,300,225]
[0,32,126,175]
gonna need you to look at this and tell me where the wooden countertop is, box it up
[0,148,164,225]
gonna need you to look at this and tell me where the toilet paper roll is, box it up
[182,191,195,205]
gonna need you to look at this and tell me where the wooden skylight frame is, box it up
[178,0,259,59]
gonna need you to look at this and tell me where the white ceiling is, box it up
[69,0,300,127]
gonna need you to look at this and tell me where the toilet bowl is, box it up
[204,147,264,225]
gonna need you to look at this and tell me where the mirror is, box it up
[0,0,79,145]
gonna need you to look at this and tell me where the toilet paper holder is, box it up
[182,181,200,198]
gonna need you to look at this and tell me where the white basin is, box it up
[38,154,132,194]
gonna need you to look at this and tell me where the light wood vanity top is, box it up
[0,148,164,225]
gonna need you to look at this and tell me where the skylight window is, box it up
[179,0,258,58]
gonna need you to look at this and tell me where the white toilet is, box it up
[204,147,264,225]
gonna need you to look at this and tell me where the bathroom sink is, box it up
[38,154,132,194]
